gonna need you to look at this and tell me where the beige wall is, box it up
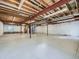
[21,25,25,33]
[0,21,3,35]
[75,43,79,59]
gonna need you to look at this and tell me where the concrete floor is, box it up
[0,34,79,59]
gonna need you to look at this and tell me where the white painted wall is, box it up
[3,25,21,32]
[36,21,79,36]
[0,21,3,35]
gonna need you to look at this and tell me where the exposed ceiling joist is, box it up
[18,0,26,10]
[0,0,78,24]
[26,0,71,22]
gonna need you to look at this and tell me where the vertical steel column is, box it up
[29,24,32,38]
[20,24,22,33]
[47,23,48,36]
[46,18,49,36]
[32,23,36,34]
[24,25,26,33]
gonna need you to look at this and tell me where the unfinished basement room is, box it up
[0,0,79,59]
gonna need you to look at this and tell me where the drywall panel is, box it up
[36,21,79,36]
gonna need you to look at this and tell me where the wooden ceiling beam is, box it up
[24,0,71,23]
[0,19,23,24]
